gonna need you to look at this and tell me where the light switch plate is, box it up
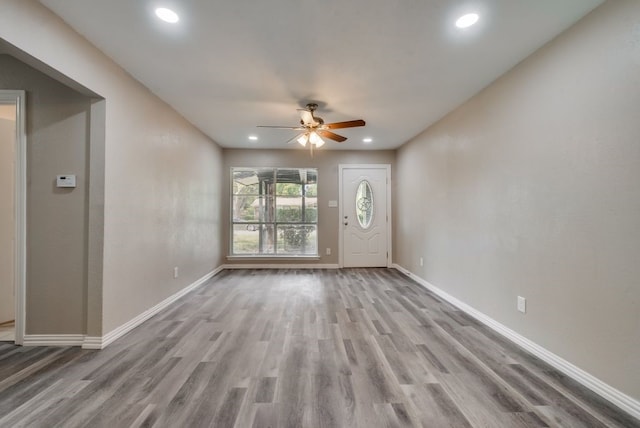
[517,296,526,313]
[328,200,338,208]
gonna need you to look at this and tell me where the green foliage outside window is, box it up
[232,167,318,255]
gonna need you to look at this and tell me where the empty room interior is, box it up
[0,0,639,427]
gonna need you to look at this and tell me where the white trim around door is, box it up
[0,90,26,345]
[338,164,392,268]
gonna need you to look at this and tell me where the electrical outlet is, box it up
[517,296,526,313]
[173,267,179,279]
[419,257,424,267]
[326,248,331,256]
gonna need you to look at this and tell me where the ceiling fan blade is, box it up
[324,119,366,129]
[317,130,347,142]
[257,125,304,129]
[285,133,306,144]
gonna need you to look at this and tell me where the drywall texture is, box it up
[396,0,640,400]
[223,149,395,265]
[0,114,15,324]
[0,1,224,335]
[0,55,91,334]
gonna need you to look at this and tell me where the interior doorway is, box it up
[0,90,26,344]
[339,164,392,268]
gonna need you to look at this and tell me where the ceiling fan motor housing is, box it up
[301,117,324,127]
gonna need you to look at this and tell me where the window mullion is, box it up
[231,167,317,256]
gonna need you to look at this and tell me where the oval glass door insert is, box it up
[356,180,374,229]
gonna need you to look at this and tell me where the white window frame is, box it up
[229,167,319,258]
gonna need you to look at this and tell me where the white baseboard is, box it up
[391,263,640,420]
[23,334,85,347]
[81,336,102,350]
[82,266,224,350]
[222,263,339,269]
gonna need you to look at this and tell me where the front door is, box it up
[340,165,390,267]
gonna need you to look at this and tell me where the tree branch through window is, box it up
[231,168,318,256]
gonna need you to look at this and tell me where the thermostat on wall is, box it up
[56,175,76,188]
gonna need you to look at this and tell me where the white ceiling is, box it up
[39,0,603,150]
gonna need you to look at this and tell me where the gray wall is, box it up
[1,2,224,336]
[223,149,395,265]
[0,55,92,334]
[395,0,640,400]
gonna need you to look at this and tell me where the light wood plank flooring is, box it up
[0,269,637,427]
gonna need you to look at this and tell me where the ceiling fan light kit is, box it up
[297,131,325,148]
[258,103,365,154]
[297,134,309,147]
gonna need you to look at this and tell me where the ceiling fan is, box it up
[258,103,365,153]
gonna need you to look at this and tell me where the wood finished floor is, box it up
[0,268,637,428]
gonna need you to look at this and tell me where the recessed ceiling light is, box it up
[456,13,479,29]
[248,135,258,141]
[155,7,179,23]
[363,138,373,143]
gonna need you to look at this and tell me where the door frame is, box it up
[0,90,26,345]
[338,164,392,268]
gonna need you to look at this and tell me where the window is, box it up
[356,180,374,229]
[231,167,318,256]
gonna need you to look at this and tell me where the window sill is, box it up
[226,255,320,261]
